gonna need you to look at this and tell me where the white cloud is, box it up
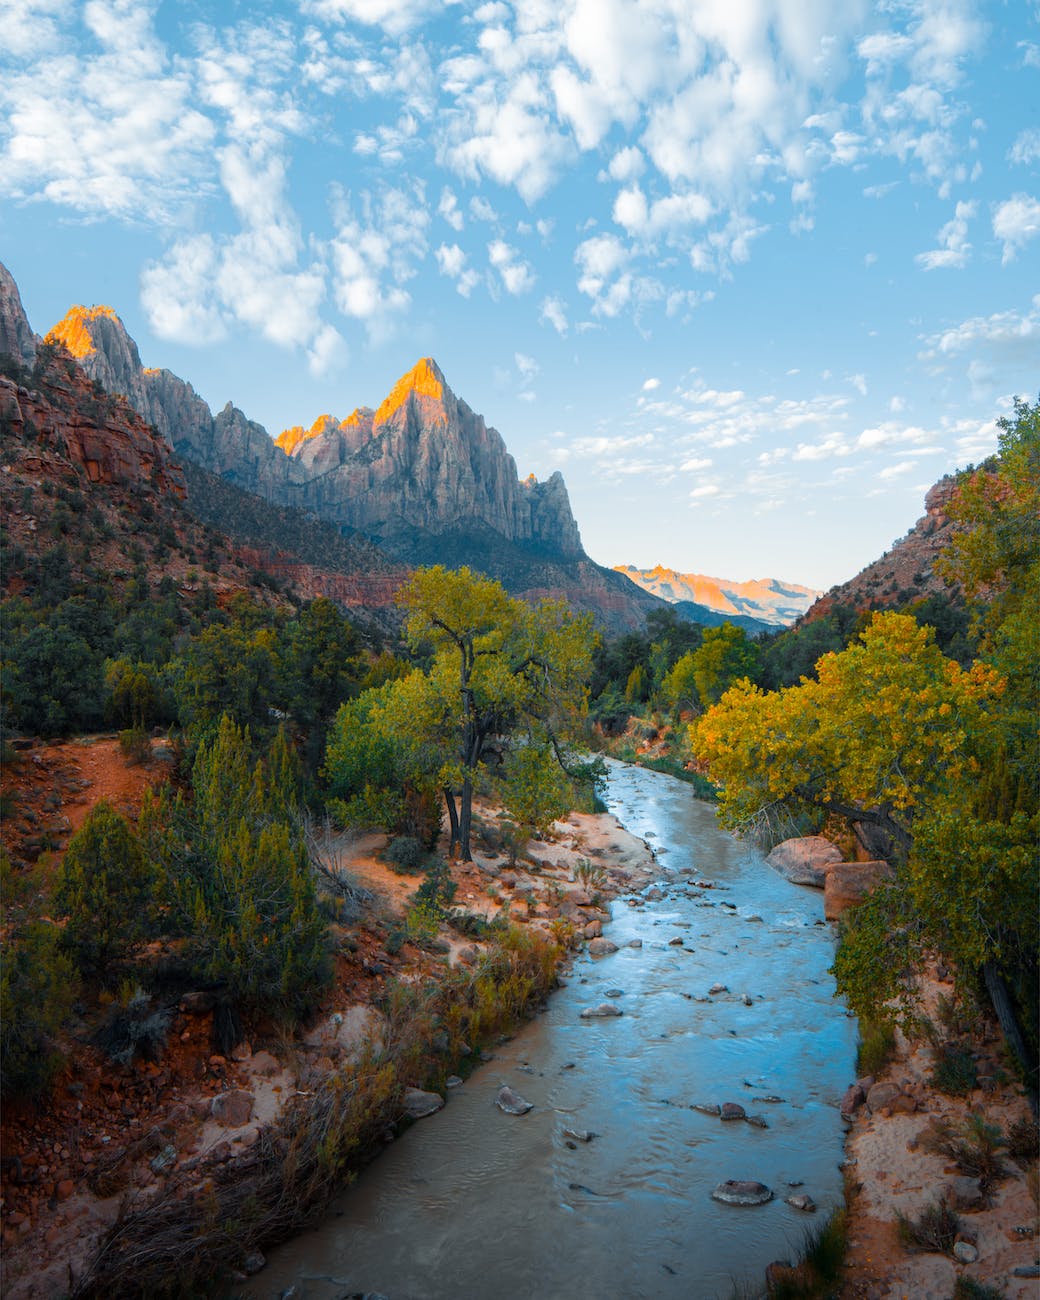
[1008,128,1040,167]
[878,459,915,479]
[469,195,498,222]
[992,194,1040,263]
[606,145,645,182]
[642,377,660,392]
[435,241,480,296]
[330,183,430,336]
[140,235,227,345]
[438,186,464,230]
[300,0,439,37]
[488,239,535,294]
[915,199,975,270]
[922,296,1040,362]
[540,295,568,334]
[515,350,539,379]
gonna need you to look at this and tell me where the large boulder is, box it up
[765,837,843,887]
[401,1088,444,1120]
[824,861,894,921]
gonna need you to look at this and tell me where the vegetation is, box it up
[691,397,1038,1081]
[765,1209,848,1299]
[326,566,595,860]
[895,1199,961,1254]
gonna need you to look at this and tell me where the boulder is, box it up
[765,836,843,887]
[711,1180,773,1206]
[588,937,618,956]
[865,1081,902,1114]
[496,1086,533,1115]
[824,861,894,921]
[840,1083,866,1118]
[210,1089,254,1128]
[179,991,217,1015]
[580,1003,623,1019]
[401,1088,444,1120]
[583,919,602,939]
[953,1241,978,1264]
[786,1193,816,1212]
[720,1102,746,1121]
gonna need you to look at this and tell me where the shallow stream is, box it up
[250,761,857,1300]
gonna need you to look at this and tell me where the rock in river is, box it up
[580,1003,623,1019]
[712,1180,774,1206]
[720,1102,746,1121]
[588,937,619,956]
[402,1087,445,1119]
[496,1085,533,1115]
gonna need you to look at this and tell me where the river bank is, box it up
[0,745,658,1299]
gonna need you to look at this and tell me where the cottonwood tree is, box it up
[326,567,595,860]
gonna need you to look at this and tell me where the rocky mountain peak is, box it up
[374,356,447,426]
[0,261,38,366]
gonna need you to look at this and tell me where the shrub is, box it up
[1006,1115,1040,1164]
[118,726,152,766]
[856,1015,896,1077]
[573,857,607,891]
[930,1042,978,1095]
[94,988,171,1067]
[384,835,426,874]
[0,918,77,1099]
[953,1280,1007,1300]
[54,800,156,977]
[895,1199,960,1253]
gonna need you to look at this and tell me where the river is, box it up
[250,761,857,1300]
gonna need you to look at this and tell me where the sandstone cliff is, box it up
[0,262,38,367]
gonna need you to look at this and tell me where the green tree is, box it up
[660,650,700,713]
[144,717,330,1020]
[53,800,156,976]
[690,623,760,707]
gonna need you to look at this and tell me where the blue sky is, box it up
[2,0,1038,590]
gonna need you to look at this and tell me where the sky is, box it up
[2,0,1038,591]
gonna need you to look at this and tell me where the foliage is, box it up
[54,800,157,977]
[384,835,427,874]
[573,857,607,891]
[919,1115,1006,1193]
[895,1199,960,1254]
[856,1015,897,1076]
[952,1280,1006,1300]
[1005,1115,1039,1164]
[142,717,330,1021]
[929,1043,979,1096]
[689,623,760,708]
[0,907,77,1099]
[93,988,172,1067]
[331,566,594,861]
[501,743,573,838]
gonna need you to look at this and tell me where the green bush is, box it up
[384,835,426,874]
[930,1043,978,1095]
[855,1015,897,1077]
[0,918,77,1099]
[54,800,157,977]
[94,988,171,1067]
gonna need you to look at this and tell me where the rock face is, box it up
[824,861,894,921]
[615,564,820,627]
[35,290,662,630]
[766,836,844,888]
[0,262,37,366]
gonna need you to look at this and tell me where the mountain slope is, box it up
[37,282,660,631]
[615,564,820,627]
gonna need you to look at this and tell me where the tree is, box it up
[53,800,156,976]
[693,612,1001,858]
[329,567,593,861]
[689,623,760,708]
[143,717,330,1022]
[660,650,700,713]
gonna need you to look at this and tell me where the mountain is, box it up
[614,564,820,628]
[39,288,659,631]
[800,479,961,623]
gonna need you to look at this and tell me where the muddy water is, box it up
[251,762,857,1300]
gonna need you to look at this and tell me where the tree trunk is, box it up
[443,787,460,858]
[982,961,1036,1105]
[459,776,474,862]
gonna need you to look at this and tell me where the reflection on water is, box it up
[250,762,857,1300]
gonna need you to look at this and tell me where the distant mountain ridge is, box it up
[21,273,660,631]
[614,564,820,627]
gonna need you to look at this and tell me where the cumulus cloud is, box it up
[330,183,430,337]
[488,239,535,294]
[514,350,539,379]
[915,199,975,270]
[435,241,480,296]
[992,194,1040,263]
[438,186,464,230]
[540,294,568,334]
[300,0,439,37]
[1008,127,1040,167]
